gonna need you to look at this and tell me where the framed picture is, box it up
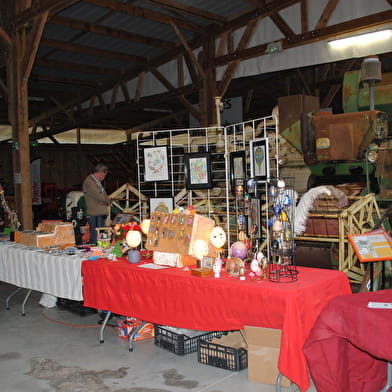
[184,152,213,189]
[112,213,134,225]
[143,146,169,182]
[201,256,215,269]
[149,197,174,213]
[230,150,246,190]
[250,138,269,182]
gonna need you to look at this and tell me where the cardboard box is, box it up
[117,318,154,341]
[244,326,291,387]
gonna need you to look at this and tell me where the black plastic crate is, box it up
[154,325,224,356]
[198,339,248,371]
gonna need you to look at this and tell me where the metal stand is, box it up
[276,372,283,392]
[128,321,148,352]
[99,311,112,343]
[5,287,32,316]
[380,362,392,392]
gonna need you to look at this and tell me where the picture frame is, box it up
[249,138,269,182]
[149,197,174,214]
[201,256,215,269]
[230,150,246,190]
[184,152,213,189]
[143,146,169,182]
[112,212,134,225]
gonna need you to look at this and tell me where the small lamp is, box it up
[125,230,142,264]
[210,226,227,278]
[192,239,209,266]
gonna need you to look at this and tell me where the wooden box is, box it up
[19,222,75,248]
[191,268,213,277]
[146,212,215,257]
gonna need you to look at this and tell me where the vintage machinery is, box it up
[278,57,392,284]
[280,57,391,200]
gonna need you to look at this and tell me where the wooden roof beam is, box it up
[150,67,200,121]
[41,38,147,65]
[22,11,48,80]
[0,26,11,47]
[301,0,309,33]
[143,0,226,24]
[214,10,392,66]
[169,19,205,78]
[84,0,204,33]
[321,58,356,108]
[14,0,80,26]
[217,18,258,97]
[50,15,176,49]
[315,0,339,30]
[249,0,295,37]
[35,57,119,76]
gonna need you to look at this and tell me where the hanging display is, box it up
[143,146,169,182]
[250,137,269,182]
[184,152,213,189]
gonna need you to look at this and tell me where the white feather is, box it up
[293,186,332,236]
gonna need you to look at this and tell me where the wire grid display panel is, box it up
[135,126,228,227]
[135,116,278,249]
[225,116,279,248]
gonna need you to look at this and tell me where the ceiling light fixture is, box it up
[328,29,392,48]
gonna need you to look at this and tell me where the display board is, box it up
[145,212,215,257]
[347,229,392,262]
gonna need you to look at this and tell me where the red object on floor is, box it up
[304,289,392,392]
[82,259,351,391]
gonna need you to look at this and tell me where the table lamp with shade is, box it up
[125,230,142,263]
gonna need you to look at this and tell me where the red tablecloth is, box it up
[303,289,392,392]
[82,259,351,391]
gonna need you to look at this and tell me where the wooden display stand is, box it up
[18,221,75,248]
[146,212,216,258]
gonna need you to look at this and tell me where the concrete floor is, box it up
[0,282,317,392]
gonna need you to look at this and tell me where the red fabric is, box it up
[303,289,392,392]
[82,259,351,391]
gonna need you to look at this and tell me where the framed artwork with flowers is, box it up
[143,146,169,182]
[184,152,213,190]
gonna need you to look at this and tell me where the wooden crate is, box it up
[19,222,75,248]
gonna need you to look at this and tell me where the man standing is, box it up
[83,163,110,245]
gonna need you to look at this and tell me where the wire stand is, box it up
[266,178,298,283]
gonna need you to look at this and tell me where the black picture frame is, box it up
[250,138,269,182]
[184,152,213,190]
[230,150,246,190]
[143,146,169,182]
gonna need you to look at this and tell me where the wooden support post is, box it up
[8,27,33,230]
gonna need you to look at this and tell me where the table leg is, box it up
[276,372,283,392]
[380,362,392,392]
[6,287,23,310]
[21,289,32,316]
[99,311,112,343]
[128,321,148,352]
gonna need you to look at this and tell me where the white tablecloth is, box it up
[0,242,84,301]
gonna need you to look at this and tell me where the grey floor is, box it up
[0,283,317,392]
